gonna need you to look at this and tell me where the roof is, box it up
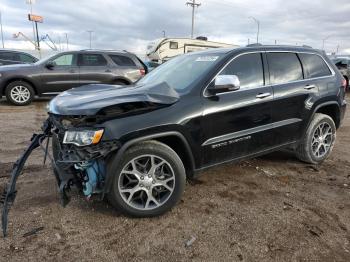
[187,45,323,57]
[79,49,128,53]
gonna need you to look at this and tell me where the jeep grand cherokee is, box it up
[1,45,347,236]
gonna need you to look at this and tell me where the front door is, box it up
[40,53,80,93]
[200,52,274,167]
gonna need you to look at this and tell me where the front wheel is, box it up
[107,141,186,217]
[5,81,34,106]
[296,113,336,164]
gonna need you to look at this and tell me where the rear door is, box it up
[39,53,80,93]
[201,52,274,166]
[78,53,114,85]
[267,52,324,146]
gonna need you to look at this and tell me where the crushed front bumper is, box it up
[0,116,120,237]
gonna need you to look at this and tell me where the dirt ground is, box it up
[0,95,349,262]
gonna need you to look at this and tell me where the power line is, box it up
[186,0,201,38]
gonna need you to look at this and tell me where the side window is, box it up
[169,41,178,49]
[267,53,303,85]
[299,53,331,78]
[109,55,136,66]
[53,54,75,66]
[220,53,264,88]
[80,54,107,66]
[0,52,16,61]
[19,54,36,63]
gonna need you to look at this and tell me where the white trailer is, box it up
[146,37,238,63]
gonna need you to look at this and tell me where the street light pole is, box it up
[322,35,331,51]
[0,10,4,48]
[249,16,260,43]
[26,0,37,50]
[87,30,93,49]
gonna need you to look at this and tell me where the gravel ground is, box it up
[0,95,349,262]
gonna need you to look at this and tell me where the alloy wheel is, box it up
[311,122,333,158]
[118,154,175,210]
[10,86,31,104]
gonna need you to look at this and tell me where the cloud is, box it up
[1,0,349,55]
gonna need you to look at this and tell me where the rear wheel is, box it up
[108,141,186,217]
[296,113,336,164]
[5,81,34,106]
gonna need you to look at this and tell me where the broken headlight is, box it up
[63,129,104,146]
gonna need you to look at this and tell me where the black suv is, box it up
[0,50,147,105]
[0,50,38,66]
[3,46,347,225]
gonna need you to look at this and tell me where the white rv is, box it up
[146,37,238,63]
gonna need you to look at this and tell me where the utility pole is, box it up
[249,16,260,43]
[0,10,4,48]
[87,30,93,48]
[186,0,201,39]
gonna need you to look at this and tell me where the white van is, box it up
[146,37,238,63]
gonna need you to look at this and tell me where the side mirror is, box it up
[45,61,56,69]
[208,75,240,95]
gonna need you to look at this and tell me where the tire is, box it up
[296,113,336,164]
[5,81,34,106]
[107,140,186,217]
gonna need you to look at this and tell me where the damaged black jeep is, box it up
[1,46,347,236]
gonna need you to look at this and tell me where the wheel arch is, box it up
[104,131,195,194]
[111,77,131,85]
[312,101,341,128]
[2,77,38,95]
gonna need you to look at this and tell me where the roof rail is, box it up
[79,49,127,52]
[246,43,263,47]
[302,45,313,48]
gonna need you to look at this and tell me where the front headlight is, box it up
[63,129,104,146]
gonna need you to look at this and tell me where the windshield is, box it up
[138,53,224,92]
[34,53,59,65]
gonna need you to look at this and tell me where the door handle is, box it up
[304,84,316,90]
[256,92,271,99]
[105,69,112,73]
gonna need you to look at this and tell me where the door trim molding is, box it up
[202,118,302,146]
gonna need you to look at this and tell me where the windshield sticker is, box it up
[195,56,219,62]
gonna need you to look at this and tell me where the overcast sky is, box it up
[1,0,350,55]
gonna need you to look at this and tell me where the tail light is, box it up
[342,78,347,91]
[140,69,146,76]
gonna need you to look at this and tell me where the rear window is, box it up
[109,55,136,66]
[80,54,107,66]
[19,53,36,63]
[0,52,17,61]
[299,53,332,78]
[267,53,303,85]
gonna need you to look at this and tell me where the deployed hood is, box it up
[49,82,180,116]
